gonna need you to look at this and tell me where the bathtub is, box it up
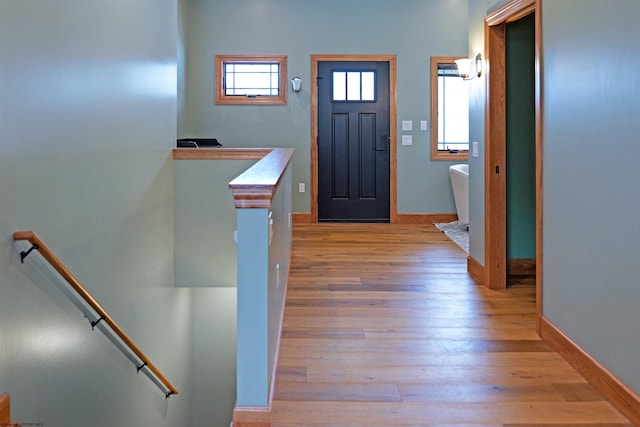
[449,164,469,225]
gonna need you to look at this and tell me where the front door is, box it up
[318,61,390,222]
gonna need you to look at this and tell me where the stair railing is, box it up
[13,231,178,398]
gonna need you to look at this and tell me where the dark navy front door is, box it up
[318,61,390,222]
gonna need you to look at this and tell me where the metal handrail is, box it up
[13,230,178,398]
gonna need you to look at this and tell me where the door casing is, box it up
[311,54,397,223]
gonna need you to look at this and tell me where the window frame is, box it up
[215,54,288,105]
[430,56,469,161]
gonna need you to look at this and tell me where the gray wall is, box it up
[174,159,254,287]
[180,0,469,214]
[468,0,640,396]
[542,0,640,394]
[190,288,237,427]
[0,1,193,426]
[467,0,504,264]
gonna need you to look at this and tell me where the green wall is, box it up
[506,13,536,259]
[180,0,469,214]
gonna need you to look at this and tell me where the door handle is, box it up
[376,135,389,152]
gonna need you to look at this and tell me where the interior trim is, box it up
[292,212,312,224]
[173,147,271,160]
[395,213,458,224]
[232,405,271,427]
[507,258,536,277]
[486,0,535,26]
[467,256,487,286]
[541,317,640,426]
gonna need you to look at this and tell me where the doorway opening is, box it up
[484,0,543,330]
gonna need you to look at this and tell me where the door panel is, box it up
[332,113,349,199]
[318,61,390,222]
[359,113,376,199]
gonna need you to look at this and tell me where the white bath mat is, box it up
[434,221,469,254]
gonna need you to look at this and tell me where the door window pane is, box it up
[361,72,375,101]
[347,72,361,100]
[333,72,347,101]
[333,70,376,102]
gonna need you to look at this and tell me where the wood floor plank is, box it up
[272,223,631,426]
[551,382,607,402]
[397,383,568,403]
[278,351,570,369]
[275,383,402,402]
[302,365,586,385]
[283,326,541,340]
[272,401,629,425]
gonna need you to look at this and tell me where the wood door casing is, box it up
[482,0,542,332]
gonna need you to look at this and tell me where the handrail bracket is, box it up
[20,244,40,264]
[90,316,106,330]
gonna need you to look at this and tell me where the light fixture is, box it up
[290,76,302,93]
[455,53,483,80]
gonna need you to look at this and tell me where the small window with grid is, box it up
[215,55,287,105]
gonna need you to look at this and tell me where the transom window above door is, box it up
[215,55,287,105]
[332,71,376,102]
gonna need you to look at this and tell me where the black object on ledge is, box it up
[177,138,222,148]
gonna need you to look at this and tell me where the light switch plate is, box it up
[472,141,479,158]
[420,120,428,131]
[402,120,412,131]
[402,135,413,145]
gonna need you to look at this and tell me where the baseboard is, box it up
[292,212,458,225]
[507,258,536,276]
[292,212,312,224]
[467,256,487,286]
[396,213,458,224]
[540,316,640,426]
[232,405,271,427]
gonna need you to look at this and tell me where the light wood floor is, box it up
[272,223,632,427]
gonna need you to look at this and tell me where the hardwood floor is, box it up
[272,223,632,426]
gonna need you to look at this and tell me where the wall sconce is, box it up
[455,53,483,80]
[290,77,302,93]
